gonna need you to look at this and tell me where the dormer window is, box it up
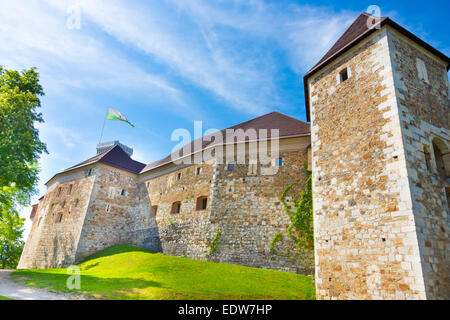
[339,68,349,83]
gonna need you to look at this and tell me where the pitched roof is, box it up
[303,13,450,122]
[65,145,146,175]
[141,111,310,173]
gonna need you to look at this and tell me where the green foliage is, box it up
[12,244,315,300]
[0,65,47,193]
[0,66,47,268]
[207,230,222,258]
[0,189,25,269]
[270,163,314,274]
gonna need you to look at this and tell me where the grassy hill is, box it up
[12,244,315,300]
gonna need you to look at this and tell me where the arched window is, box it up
[196,196,208,211]
[171,201,181,214]
[432,138,449,181]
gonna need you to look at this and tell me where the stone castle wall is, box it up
[388,28,449,299]
[19,137,312,273]
[18,167,96,269]
[309,28,430,299]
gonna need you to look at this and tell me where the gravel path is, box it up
[0,270,89,300]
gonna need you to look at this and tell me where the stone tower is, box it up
[304,13,449,299]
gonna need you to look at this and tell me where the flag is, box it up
[106,107,135,128]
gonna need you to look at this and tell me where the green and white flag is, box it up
[106,107,135,128]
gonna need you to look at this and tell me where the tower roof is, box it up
[303,12,450,122]
[65,145,146,174]
[141,111,310,173]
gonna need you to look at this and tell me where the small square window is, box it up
[277,158,283,166]
[121,189,127,196]
[196,197,208,211]
[171,201,181,214]
[339,68,349,83]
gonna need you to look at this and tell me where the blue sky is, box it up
[1,0,448,237]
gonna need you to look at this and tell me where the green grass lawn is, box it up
[0,295,13,300]
[12,244,315,300]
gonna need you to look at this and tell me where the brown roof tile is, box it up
[141,111,310,173]
[303,13,450,122]
[65,145,146,175]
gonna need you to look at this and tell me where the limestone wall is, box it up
[18,166,96,269]
[388,28,449,299]
[74,164,140,262]
[309,28,428,299]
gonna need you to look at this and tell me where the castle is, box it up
[18,13,449,300]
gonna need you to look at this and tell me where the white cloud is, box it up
[0,0,181,101]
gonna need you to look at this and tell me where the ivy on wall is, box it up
[270,163,314,274]
[206,230,222,258]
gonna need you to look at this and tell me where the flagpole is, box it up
[98,107,109,144]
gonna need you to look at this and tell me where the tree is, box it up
[0,66,47,268]
[0,66,47,192]
[0,188,25,269]
[270,163,314,274]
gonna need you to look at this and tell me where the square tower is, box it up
[304,13,449,299]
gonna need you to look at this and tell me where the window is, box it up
[277,158,283,167]
[176,173,182,181]
[87,168,93,177]
[196,167,202,176]
[171,201,181,214]
[416,58,429,83]
[55,213,63,223]
[68,184,73,195]
[74,199,79,207]
[150,206,158,218]
[432,139,448,180]
[121,189,127,196]
[57,187,62,197]
[61,200,66,209]
[339,68,349,83]
[227,163,235,171]
[105,203,111,213]
[196,197,208,211]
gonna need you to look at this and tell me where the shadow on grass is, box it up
[12,271,163,300]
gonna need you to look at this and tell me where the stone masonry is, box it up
[306,15,449,300]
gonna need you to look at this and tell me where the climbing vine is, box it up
[270,163,314,274]
[207,230,222,258]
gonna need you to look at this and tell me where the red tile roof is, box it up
[141,111,310,173]
[303,13,450,122]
